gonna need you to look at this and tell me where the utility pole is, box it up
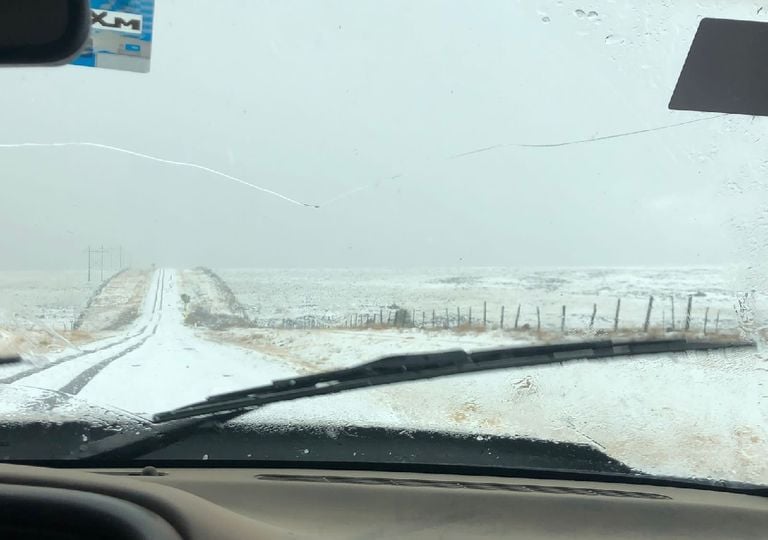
[87,246,91,282]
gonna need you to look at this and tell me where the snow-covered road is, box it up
[4,269,319,417]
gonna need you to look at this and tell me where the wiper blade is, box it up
[153,337,753,423]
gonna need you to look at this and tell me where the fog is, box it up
[0,0,764,270]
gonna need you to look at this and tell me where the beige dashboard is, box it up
[1,464,766,539]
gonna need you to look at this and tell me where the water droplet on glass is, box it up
[541,15,551,23]
[605,34,625,45]
[587,10,599,20]
[574,9,586,18]
[202,454,209,460]
[302,448,310,454]
[81,434,88,442]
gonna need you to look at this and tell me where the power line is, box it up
[86,245,126,282]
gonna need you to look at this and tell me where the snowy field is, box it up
[218,266,745,332]
[229,329,767,484]
[0,267,765,486]
[0,271,99,358]
[0,270,145,358]
[0,270,97,330]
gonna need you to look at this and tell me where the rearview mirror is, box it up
[0,0,89,66]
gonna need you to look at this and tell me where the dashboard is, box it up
[1,464,767,539]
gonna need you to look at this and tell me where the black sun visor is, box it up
[670,17,768,116]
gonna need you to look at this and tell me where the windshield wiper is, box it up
[66,336,754,461]
[153,337,753,423]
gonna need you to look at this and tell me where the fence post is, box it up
[589,303,597,329]
[685,295,693,331]
[412,309,416,328]
[469,307,472,326]
[387,311,392,325]
[670,296,675,331]
[457,307,461,326]
[561,305,566,332]
[614,299,621,331]
[483,301,487,327]
[380,308,383,326]
[445,308,449,328]
[536,307,541,333]
[643,296,654,332]
[703,307,710,334]
[432,309,436,327]
[500,305,505,329]
[715,310,720,332]
[422,311,426,327]
[514,304,521,329]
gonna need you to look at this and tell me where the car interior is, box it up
[1,1,766,539]
[3,463,768,539]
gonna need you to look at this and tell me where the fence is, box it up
[250,293,746,335]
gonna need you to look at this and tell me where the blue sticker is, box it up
[72,1,155,73]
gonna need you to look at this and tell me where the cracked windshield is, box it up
[1,0,767,487]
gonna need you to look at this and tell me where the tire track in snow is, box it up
[57,270,166,395]
[0,271,162,384]
[3,270,165,389]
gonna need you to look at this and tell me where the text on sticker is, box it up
[91,9,143,34]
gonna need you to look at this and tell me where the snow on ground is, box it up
[178,268,247,319]
[0,270,103,358]
[0,270,97,329]
[75,270,409,428]
[75,270,152,332]
[218,266,744,332]
[207,325,768,484]
[0,270,165,385]
[1,266,766,485]
[0,269,152,374]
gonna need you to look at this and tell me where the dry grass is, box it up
[0,327,96,357]
[451,323,491,334]
[76,270,151,332]
[257,323,745,345]
[59,329,96,344]
[199,329,324,375]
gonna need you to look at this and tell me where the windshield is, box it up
[1,0,766,488]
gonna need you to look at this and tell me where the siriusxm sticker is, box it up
[92,10,144,34]
[72,1,155,73]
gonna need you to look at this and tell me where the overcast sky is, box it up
[0,0,765,270]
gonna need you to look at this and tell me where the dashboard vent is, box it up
[254,474,671,500]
